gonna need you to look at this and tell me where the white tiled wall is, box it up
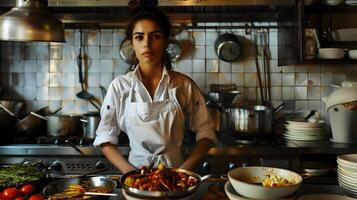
[1,25,357,115]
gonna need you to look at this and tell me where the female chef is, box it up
[93,0,217,174]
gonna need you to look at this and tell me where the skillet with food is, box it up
[43,176,116,200]
[120,164,208,199]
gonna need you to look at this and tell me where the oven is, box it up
[0,131,301,178]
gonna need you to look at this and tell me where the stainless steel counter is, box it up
[107,182,347,200]
[0,138,356,177]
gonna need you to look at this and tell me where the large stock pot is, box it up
[227,104,285,136]
[46,115,83,138]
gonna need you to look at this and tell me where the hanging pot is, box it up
[119,38,137,65]
[167,39,182,62]
[214,33,241,62]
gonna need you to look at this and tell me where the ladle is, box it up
[100,85,107,100]
[75,30,100,111]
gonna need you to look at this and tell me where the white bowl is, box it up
[323,0,345,5]
[348,50,357,59]
[341,81,357,87]
[338,154,357,167]
[319,48,345,59]
[323,87,357,109]
[228,167,302,199]
[224,181,297,200]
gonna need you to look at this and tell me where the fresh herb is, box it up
[0,163,45,187]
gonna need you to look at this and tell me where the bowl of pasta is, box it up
[228,166,302,199]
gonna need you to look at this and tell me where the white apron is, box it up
[122,78,185,168]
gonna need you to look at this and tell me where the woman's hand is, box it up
[180,138,213,170]
[100,143,136,174]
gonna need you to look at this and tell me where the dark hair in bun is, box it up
[126,0,172,70]
[128,0,158,13]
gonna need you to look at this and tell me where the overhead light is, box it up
[0,0,65,42]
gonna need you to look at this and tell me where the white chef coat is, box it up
[93,65,216,168]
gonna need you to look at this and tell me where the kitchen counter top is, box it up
[107,182,349,200]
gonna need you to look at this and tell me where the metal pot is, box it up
[167,39,182,62]
[46,115,83,138]
[227,104,285,136]
[120,168,211,199]
[214,33,241,62]
[207,90,240,105]
[119,38,136,65]
[81,112,100,140]
[14,107,61,137]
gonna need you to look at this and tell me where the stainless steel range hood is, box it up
[0,0,65,42]
[0,0,296,26]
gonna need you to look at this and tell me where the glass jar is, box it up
[304,29,317,60]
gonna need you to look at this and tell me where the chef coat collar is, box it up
[132,64,170,86]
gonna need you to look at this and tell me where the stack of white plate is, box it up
[323,0,345,5]
[319,48,345,59]
[283,119,329,141]
[337,154,357,197]
[345,0,357,5]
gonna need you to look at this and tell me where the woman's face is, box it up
[132,19,167,65]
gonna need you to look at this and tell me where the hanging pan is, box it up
[119,38,137,65]
[214,32,241,62]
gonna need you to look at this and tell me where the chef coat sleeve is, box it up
[93,81,121,147]
[186,81,217,143]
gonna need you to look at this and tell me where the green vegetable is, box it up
[0,162,45,187]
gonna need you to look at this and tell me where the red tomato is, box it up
[3,187,21,199]
[14,197,25,200]
[28,194,44,200]
[20,184,36,195]
[0,192,6,200]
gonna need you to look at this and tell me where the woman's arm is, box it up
[100,143,136,174]
[180,138,212,170]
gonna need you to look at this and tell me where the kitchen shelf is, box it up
[305,4,357,13]
[300,58,357,64]
[277,0,357,65]
[321,41,357,48]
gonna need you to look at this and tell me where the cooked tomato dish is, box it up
[124,164,198,191]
